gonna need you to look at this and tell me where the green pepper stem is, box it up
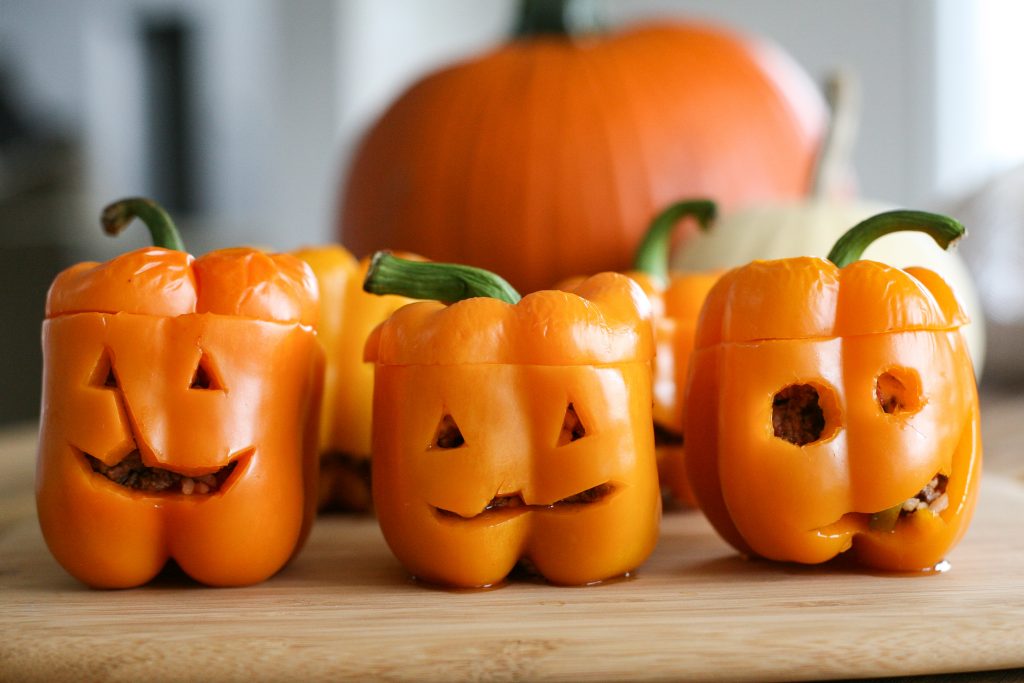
[827,210,965,268]
[868,503,902,532]
[633,199,717,280]
[363,252,522,305]
[101,198,187,252]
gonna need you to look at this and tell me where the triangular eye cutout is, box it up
[433,414,465,449]
[557,403,587,446]
[89,349,118,389]
[189,353,223,391]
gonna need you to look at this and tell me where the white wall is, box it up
[79,0,283,256]
[933,0,1024,199]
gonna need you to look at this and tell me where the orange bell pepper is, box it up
[685,211,981,571]
[363,254,661,588]
[558,200,721,507]
[292,246,414,511]
[36,199,324,588]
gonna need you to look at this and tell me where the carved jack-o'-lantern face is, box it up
[685,256,981,571]
[37,245,323,588]
[366,272,661,588]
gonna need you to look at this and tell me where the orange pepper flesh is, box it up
[293,246,414,511]
[685,255,981,571]
[366,270,661,587]
[37,241,323,588]
[632,271,720,507]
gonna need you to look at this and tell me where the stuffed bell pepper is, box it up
[684,210,981,571]
[363,254,661,588]
[37,198,324,588]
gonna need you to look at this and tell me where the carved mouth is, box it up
[819,472,951,535]
[83,449,246,495]
[435,482,616,520]
[867,473,950,531]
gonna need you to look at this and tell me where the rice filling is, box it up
[901,474,949,515]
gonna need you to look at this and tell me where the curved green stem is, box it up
[633,199,717,280]
[363,252,521,305]
[827,210,965,268]
[101,198,186,252]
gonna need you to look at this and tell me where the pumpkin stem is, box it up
[513,0,602,38]
[809,69,860,200]
[363,252,522,305]
[101,197,187,252]
[633,199,717,281]
[826,210,965,268]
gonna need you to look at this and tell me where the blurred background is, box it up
[2,0,1023,425]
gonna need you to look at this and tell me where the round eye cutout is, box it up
[772,382,840,446]
[876,367,924,415]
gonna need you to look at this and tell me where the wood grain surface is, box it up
[2,390,1023,682]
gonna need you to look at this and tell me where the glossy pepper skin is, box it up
[684,211,981,571]
[37,200,324,588]
[364,256,661,588]
[559,200,721,507]
[292,246,413,511]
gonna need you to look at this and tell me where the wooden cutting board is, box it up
[2,414,1023,682]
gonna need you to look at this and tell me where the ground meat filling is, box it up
[437,483,614,519]
[901,474,949,515]
[772,384,825,446]
[86,450,237,494]
[318,451,373,512]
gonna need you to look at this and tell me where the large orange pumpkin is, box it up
[339,3,827,293]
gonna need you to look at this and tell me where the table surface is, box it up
[2,389,1022,682]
